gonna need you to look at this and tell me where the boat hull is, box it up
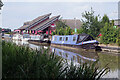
[51,43,100,51]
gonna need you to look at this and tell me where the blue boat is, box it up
[51,33,99,49]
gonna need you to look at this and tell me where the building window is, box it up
[73,37,76,41]
[79,36,85,41]
[65,37,68,41]
[59,37,62,41]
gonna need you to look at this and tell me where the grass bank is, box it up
[2,41,110,79]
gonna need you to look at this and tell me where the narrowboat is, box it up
[51,33,99,49]
[30,35,41,41]
[29,34,50,43]
[21,34,30,41]
[12,34,22,40]
[2,33,12,39]
[12,34,30,41]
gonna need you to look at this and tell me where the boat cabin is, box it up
[51,33,98,46]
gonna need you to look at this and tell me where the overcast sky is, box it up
[1,2,118,30]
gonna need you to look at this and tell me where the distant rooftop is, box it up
[61,19,83,29]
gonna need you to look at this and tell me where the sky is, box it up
[2,0,120,2]
[0,1,119,30]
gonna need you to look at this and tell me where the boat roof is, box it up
[53,33,89,37]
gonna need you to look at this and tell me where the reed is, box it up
[2,41,110,79]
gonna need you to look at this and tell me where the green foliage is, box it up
[116,28,120,46]
[65,27,73,35]
[2,41,110,79]
[77,28,84,34]
[101,14,110,25]
[100,22,118,44]
[55,20,67,29]
[53,20,73,35]
[2,41,63,79]
[80,8,118,45]
[81,8,101,37]
[5,32,13,34]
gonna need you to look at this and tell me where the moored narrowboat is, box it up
[51,33,99,49]
[12,34,22,40]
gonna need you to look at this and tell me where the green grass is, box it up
[2,41,110,79]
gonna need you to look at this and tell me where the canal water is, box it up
[7,40,120,78]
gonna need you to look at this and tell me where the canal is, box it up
[7,40,120,78]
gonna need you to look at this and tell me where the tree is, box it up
[65,27,73,35]
[100,14,110,29]
[101,14,110,24]
[55,20,67,29]
[53,20,73,35]
[81,8,101,37]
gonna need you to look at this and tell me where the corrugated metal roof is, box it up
[18,13,51,30]
[18,25,29,30]
[31,15,60,30]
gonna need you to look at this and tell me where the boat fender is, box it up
[82,42,83,44]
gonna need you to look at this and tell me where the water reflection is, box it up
[13,40,97,63]
[51,47,97,63]
[13,40,29,46]
[11,40,119,78]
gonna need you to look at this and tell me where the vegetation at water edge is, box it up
[2,41,110,79]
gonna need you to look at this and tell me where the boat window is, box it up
[73,37,76,41]
[59,37,62,41]
[79,36,86,41]
[85,37,94,41]
[65,37,68,41]
[23,34,30,38]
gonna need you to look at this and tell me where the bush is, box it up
[100,22,118,44]
[116,28,120,46]
[2,41,110,79]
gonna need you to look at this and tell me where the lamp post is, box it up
[74,18,77,34]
